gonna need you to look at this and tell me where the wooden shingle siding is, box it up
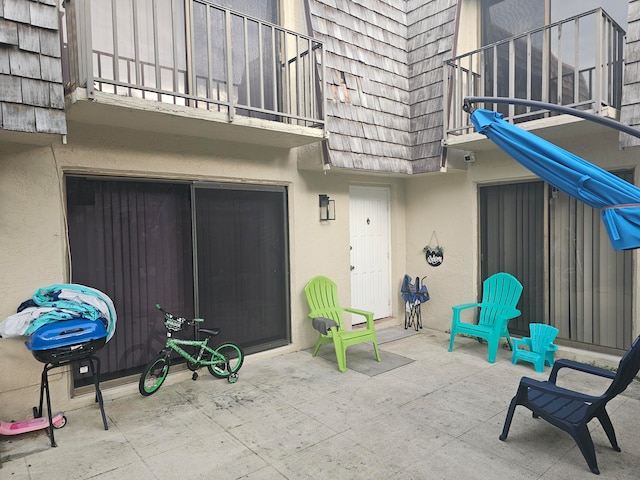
[0,17,20,44]
[0,0,66,135]
[2,102,36,131]
[0,74,21,102]
[2,0,31,24]
[308,0,409,174]
[620,0,640,148]
[307,0,456,174]
[407,0,456,171]
[0,45,9,73]
[18,23,42,52]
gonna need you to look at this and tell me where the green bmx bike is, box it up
[139,304,244,396]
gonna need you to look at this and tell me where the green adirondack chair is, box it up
[304,275,381,372]
[448,272,523,363]
[512,323,559,372]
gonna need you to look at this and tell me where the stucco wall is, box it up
[2,114,639,421]
[405,126,640,337]
[0,143,69,419]
[0,123,407,420]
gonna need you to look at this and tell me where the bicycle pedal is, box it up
[192,372,198,381]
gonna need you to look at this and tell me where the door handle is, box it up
[350,265,355,271]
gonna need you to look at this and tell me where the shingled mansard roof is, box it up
[306,0,457,174]
[0,0,66,137]
[620,0,640,148]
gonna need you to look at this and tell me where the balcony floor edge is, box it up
[66,88,326,149]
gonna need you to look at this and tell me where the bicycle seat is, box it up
[199,328,220,337]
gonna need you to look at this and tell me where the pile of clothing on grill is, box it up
[0,283,116,341]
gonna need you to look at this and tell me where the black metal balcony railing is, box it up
[64,0,325,132]
[443,8,625,138]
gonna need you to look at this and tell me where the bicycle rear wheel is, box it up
[139,355,169,396]
[207,343,244,379]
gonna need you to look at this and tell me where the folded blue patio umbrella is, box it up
[470,108,640,250]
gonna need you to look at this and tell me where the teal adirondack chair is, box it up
[511,323,559,372]
[304,275,381,372]
[448,272,523,363]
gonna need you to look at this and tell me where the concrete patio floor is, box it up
[1,327,639,479]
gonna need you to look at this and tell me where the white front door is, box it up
[349,186,391,324]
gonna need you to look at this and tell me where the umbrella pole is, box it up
[462,96,640,140]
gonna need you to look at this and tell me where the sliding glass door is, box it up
[480,181,545,334]
[194,186,290,350]
[549,178,633,348]
[66,176,290,387]
[480,174,633,350]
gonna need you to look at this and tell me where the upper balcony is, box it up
[63,0,326,148]
[442,8,625,151]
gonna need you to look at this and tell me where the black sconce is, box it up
[319,194,335,221]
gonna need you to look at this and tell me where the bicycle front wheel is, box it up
[207,343,244,379]
[139,355,169,396]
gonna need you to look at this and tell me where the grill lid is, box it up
[25,319,108,351]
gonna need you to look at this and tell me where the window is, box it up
[480,181,545,334]
[480,1,628,46]
[479,0,628,114]
[551,1,627,30]
[549,181,633,348]
[88,0,282,114]
[190,0,279,117]
[481,0,544,46]
[213,0,278,23]
[480,173,634,351]
[66,177,290,386]
[90,0,188,101]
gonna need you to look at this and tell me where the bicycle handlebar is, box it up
[155,304,202,325]
[155,303,172,317]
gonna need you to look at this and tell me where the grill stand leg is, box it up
[89,356,108,430]
[33,354,108,447]
[33,363,57,447]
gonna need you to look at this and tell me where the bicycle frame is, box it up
[163,336,226,367]
[160,319,227,368]
[140,304,244,395]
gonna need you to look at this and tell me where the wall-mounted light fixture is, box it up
[319,194,336,221]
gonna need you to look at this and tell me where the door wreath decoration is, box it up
[423,232,444,267]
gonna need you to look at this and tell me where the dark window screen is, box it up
[481,0,544,46]
[66,177,193,385]
[480,181,545,335]
[195,187,289,350]
[66,177,290,388]
[214,0,278,23]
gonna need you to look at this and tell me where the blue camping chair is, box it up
[401,274,429,331]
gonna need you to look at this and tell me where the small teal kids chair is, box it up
[512,323,559,372]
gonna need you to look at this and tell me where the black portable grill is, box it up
[25,319,110,446]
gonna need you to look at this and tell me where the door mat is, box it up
[376,326,419,344]
[311,342,415,376]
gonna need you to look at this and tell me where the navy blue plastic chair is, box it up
[500,335,640,474]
